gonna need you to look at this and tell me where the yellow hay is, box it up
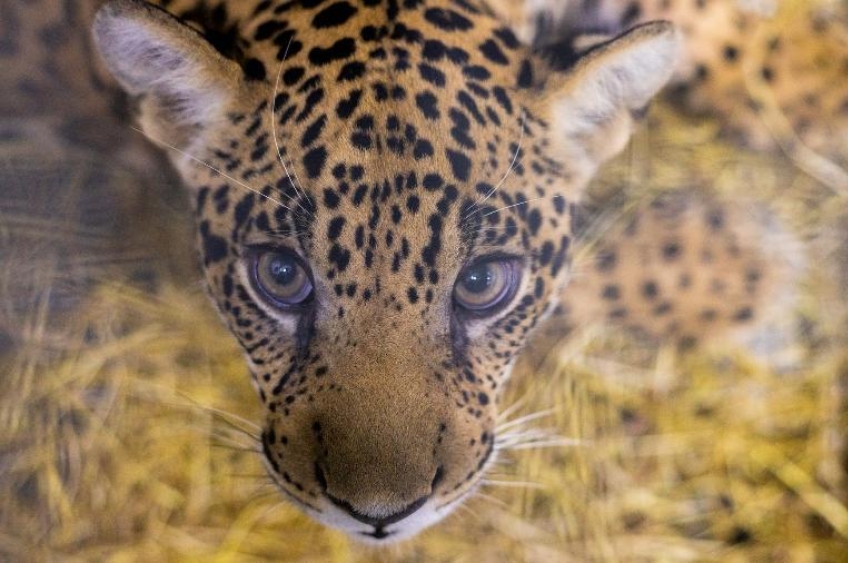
[3,95,846,561]
[2,2,848,559]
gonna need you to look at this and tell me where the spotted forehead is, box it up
[194,0,578,299]
[218,0,563,190]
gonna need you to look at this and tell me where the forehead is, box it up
[202,0,576,274]
[229,0,552,187]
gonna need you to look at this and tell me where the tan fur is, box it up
[2,0,823,543]
[91,0,681,540]
[562,192,802,348]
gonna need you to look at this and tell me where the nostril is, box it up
[314,462,327,491]
[431,465,444,489]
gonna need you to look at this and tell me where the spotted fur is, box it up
[90,0,682,541]
[0,0,823,543]
[487,0,848,161]
[556,190,802,353]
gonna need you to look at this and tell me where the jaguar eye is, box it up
[453,258,520,313]
[250,248,313,307]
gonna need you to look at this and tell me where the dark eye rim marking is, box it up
[452,254,523,318]
[247,246,315,311]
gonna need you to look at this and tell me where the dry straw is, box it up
[2,3,848,560]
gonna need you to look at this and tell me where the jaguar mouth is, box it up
[361,527,394,540]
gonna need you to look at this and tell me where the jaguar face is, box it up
[94,0,677,541]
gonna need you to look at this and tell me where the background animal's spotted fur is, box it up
[560,190,802,351]
[487,0,848,164]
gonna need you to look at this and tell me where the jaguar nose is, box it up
[315,463,444,529]
[328,491,429,528]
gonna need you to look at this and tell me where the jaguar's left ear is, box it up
[93,0,242,148]
[539,22,680,182]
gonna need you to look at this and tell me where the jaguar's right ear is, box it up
[93,0,242,145]
[536,22,680,187]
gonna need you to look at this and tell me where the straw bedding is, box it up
[1,8,847,563]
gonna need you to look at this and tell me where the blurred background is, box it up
[1,0,847,560]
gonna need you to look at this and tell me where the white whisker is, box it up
[210,429,260,451]
[496,437,584,451]
[229,473,273,480]
[497,396,529,422]
[482,479,544,489]
[496,427,565,442]
[172,390,261,436]
[210,440,262,454]
[496,409,555,432]
[271,36,313,215]
[200,404,261,434]
[460,109,528,229]
[471,491,509,507]
[480,194,564,219]
[131,126,292,211]
[495,415,585,451]
[478,108,527,206]
[286,151,310,208]
[453,501,485,523]
[487,456,515,468]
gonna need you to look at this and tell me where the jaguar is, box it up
[90,0,681,541]
[2,0,835,545]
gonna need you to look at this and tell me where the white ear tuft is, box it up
[543,21,680,176]
[93,0,241,131]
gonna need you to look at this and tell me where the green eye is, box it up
[453,259,520,312]
[251,249,313,307]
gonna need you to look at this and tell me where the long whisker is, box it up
[480,194,564,219]
[209,427,261,451]
[471,491,509,508]
[131,126,292,211]
[271,36,312,215]
[210,441,262,454]
[481,478,545,489]
[453,502,479,520]
[459,189,567,243]
[210,424,260,445]
[228,473,273,480]
[458,109,528,233]
[243,488,285,505]
[285,147,310,209]
[497,396,531,423]
[478,109,527,206]
[495,407,585,452]
[496,427,584,449]
[172,389,262,437]
[495,409,555,432]
[211,430,260,451]
[487,456,516,468]
[496,438,584,450]
[496,426,564,440]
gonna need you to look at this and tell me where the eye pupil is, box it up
[268,256,297,285]
[463,266,494,294]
